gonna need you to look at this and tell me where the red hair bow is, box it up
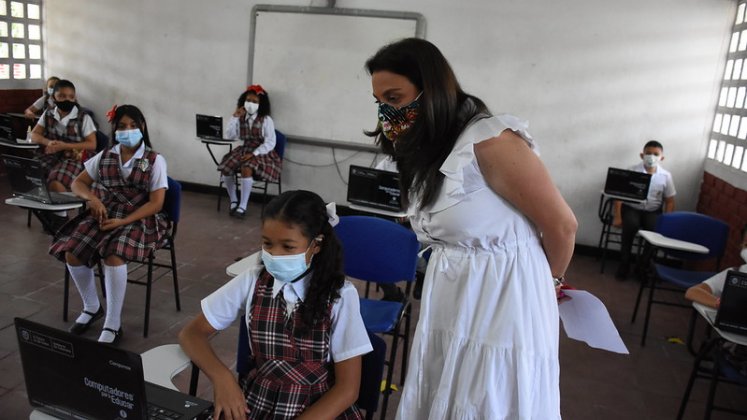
[246,84,266,95]
[106,104,118,123]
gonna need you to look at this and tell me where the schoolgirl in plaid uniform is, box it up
[49,105,168,345]
[30,79,97,191]
[180,191,372,420]
[217,84,282,218]
[24,76,59,119]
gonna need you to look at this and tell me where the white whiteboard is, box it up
[249,6,424,146]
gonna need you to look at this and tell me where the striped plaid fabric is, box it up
[36,107,86,187]
[49,148,168,267]
[239,270,362,419]
[217,115,282,182]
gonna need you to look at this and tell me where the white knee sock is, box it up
[99,264,128,342]
[68,264,100,324]
[223,174,238,204]
[239,177,253,210]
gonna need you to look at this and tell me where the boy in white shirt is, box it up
[613,140,676,279]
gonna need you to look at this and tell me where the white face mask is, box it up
[244,101,259,115]
[47,87,54,95]
[741,247,747,264]
[643,154,660,168]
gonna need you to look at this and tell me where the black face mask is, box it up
[56,100,76,113]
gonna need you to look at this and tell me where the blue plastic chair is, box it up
[334,215,419,419]
[631,211,729,346]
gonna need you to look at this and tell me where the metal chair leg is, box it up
[640,274,657,346]
[143,255,154,338]
[170,243,181,311]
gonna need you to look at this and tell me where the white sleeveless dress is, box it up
[396,115,561,420]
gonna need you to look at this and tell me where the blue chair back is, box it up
[655,211,729,261]
[163,177,182,223]
[274,130,287,159]
[334,216,419,284]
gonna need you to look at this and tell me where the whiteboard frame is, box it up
[247,5,426,152]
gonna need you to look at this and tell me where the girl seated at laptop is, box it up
[217,84,282,219]
[49,104,169,344]
[179,190,372,420]
[685,223,747,376]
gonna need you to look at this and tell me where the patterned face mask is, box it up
[377,92,422,142]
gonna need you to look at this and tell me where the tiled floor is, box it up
[0,179,746,419]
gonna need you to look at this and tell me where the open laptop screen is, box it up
[15,318,148,419]
[347,165,402,212]
[603,168,652,201]
[2,154,47,200]
[196,114,223,140]
[715,270,747,335]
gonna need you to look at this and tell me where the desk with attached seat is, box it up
[677,302,747,419]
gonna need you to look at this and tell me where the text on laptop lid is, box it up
[347,165,402,212]
[14,318,212,420]
[195,114,223,140]
[603,167,652,201]
[715,270,747,335]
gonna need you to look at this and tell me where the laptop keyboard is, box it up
[148,403,183,420]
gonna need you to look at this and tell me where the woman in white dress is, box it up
[365,38,577,419]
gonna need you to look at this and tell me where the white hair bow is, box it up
[326,202,339,227]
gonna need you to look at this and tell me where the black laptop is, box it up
[15,318,213,420]
[195,114,223,140]
[2,154,85,205]
[714,270,747,335]
[0,113,32,143]
[603,167,652,201]
[347,165,403,212]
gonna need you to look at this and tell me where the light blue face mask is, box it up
[116,128,143,148]
[261,248,311,283]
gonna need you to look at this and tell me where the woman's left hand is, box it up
[100,218,126,231]
[240,154,255,162]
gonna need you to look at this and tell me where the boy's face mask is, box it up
[643,154,660,168]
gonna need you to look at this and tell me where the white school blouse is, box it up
[83,143,168,192]
[37,106,96,138]
[703,264,747,297]
[202,264,373,363]
[225,113,276,156]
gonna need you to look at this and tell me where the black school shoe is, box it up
[232,207,247,219]
[68,306,104,335]
[99,327,123,346]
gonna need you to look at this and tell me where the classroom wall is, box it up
[698,169,747,268]
[43,0,736,247]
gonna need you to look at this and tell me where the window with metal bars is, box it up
[0,0,42,85]
[708,2,747,173]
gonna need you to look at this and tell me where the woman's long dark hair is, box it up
[236,88,271,118]
[110,105,152,149]
[365,38,489,210]
[262,190,345,333]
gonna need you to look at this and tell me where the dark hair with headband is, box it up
[262,190,345,333]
